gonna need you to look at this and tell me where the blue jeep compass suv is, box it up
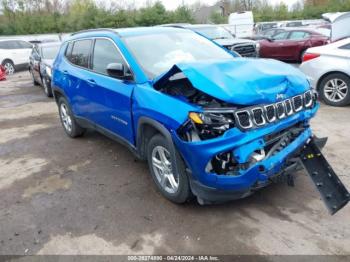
[53,27,349,213]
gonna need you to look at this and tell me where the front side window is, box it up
[69,40,92,68]
[273,31,289,40]
[92,39,124,75]
[123,31,233,78]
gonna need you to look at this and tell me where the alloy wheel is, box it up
[60,103,72,133]
[324,78,348,103]
[4,62,15,75]
[151,145,179,194]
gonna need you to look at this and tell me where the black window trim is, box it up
[339,43,350,50]
[63,36,134,82]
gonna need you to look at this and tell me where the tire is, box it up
[319,73,350,107]
[43,77,53,97]
[147,134,191,203]
[2,60,15,75]
[30,70,40,86]
[58,97,85,138]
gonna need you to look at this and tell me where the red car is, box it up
[258,28,329,62]
[0,65,6,81]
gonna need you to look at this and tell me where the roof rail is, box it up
[70,28,116,36]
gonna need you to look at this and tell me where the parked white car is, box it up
[300,38,350,106]
[0,39,33,74]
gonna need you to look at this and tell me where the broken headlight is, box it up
[187,110,235,140]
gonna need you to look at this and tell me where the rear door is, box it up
[64,39,94,119]
[281,31,311,60]
[87,38,135,143]
[2,41,22,65]
[16,40,33,64]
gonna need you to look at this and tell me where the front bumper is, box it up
[172,104,319,201]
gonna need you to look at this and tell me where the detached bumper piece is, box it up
[300,138,350,215]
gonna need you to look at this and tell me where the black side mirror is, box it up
[106,63,132,80]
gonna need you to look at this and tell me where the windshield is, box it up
[123,31,234,78]
[41,45,60,59]
[194,26,234,40]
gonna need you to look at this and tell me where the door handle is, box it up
[87,79,96,84]
[63,70,68,74]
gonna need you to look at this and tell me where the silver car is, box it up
[300,38,350,107]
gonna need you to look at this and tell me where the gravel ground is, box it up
[0,71,350,256]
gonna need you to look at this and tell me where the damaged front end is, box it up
[153,59,349,214]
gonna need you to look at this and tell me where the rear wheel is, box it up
[147,134,190,203]
[319,73,350,107]
[2,60,15,75]
[58,97,85,138]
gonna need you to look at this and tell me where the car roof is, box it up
[279,27,320,33]
[0,39,29,42]
[68,27,190,40]
[37,42,61,48]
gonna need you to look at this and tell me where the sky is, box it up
[135,0,300,10]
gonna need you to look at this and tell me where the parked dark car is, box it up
[164,24,258,57]
[258,28,329,62]
[254,22,278,35]
[251,28,286,40]
[29,42,61,97]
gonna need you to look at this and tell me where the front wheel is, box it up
[147,134,191,203]
[319,73,350,107]
[58,97,85,138]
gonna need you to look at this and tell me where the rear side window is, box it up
[92,39,124,75]
[17,41,32,49]
[339,43,350,50]
[69,40,92,68]
[289,31,310,40]
[0,40,21,49]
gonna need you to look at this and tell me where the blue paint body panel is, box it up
[52,27,319,200]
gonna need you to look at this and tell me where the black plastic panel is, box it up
[300,138,350,215]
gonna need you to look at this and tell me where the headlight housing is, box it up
[255,42,260,55]
[46,66,52,78]
[188,110,235,140]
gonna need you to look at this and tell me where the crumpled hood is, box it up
[153,58,309,106]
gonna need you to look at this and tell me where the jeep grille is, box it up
[235,90,314,130]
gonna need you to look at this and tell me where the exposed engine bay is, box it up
[156,72,232,108]
[156,72,237,141]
